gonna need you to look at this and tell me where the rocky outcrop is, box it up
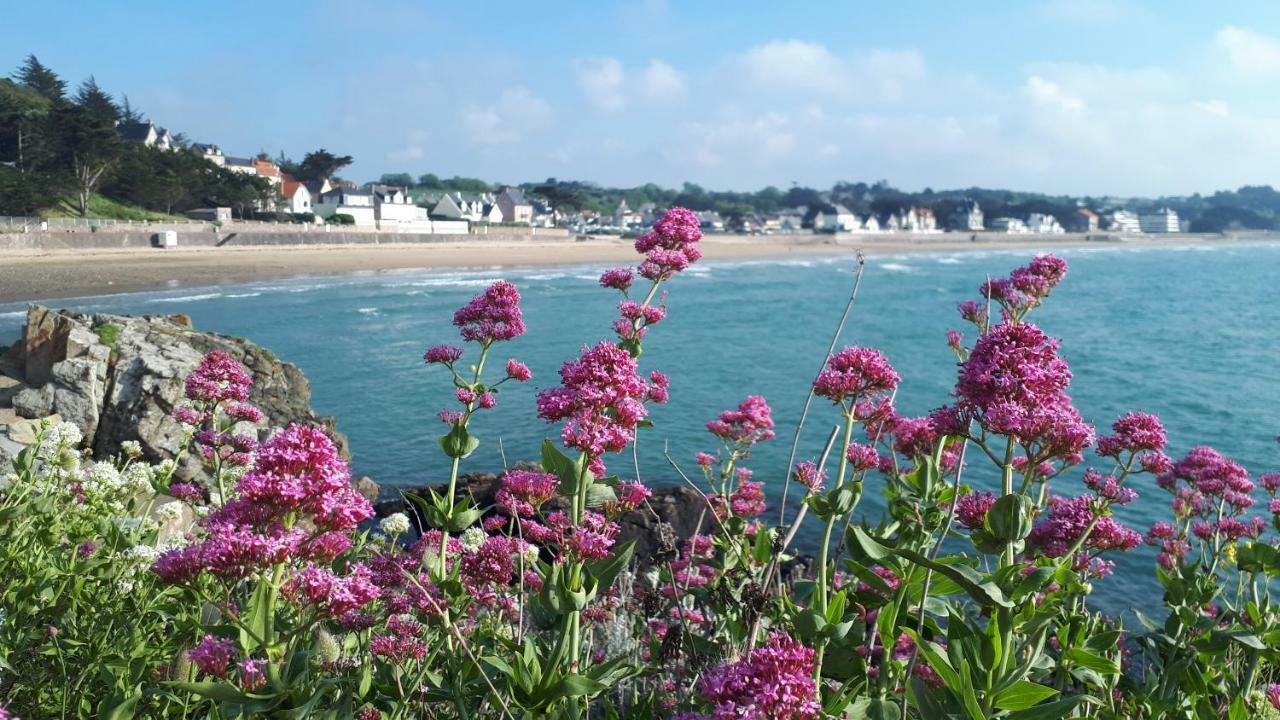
[0,305,351,484]
[375,469,710,567]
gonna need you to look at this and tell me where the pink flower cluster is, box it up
[977,254,1069,318]
[793,460,828,492]
[954,491,997,530]
[1096,412,1168,459]
[536,341,667,467]
[813,346,899,407]
[495,470,559,516]
[153,425,374,593]
[183,350,252,406]
[451,280,526,344]
[706,395,775,447]
[710,476,767,520]
[282,563,379,618]
[633,207,703,281]
[1027,495,1141,558]
[685,634,821,720]
[189,634,236,678]
[950,320,1092,464]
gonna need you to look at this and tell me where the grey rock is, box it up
[12,384,54,418]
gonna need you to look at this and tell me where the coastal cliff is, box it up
[0,305,353,485]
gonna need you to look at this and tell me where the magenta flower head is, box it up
[697,633,821,720]
[184,351,253,404]
[452,280,526,344]
[1096,412,1167,458]
[189,635,236,678]
[813,346,899,407]
[1268,684,1280,711]
[845,443,879,473]
[793,460,827,493]
[706,395,775,447]
[536,341,657,458]
[505,358,532,382]
[424,344,464,365]
[954,491,996,530]
[599,267,634,291]
[634,207,703,281]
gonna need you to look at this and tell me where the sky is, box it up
[6,0,1280,196]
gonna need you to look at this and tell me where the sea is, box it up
[3,241,1279,616]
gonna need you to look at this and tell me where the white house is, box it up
[313,187,377,227]
[613,199,641,228]
[280,175,312,215]
[191,143,225,167]
[861,214,881,232]
[1139,208,1180,233]
[496,188,533,224]
[1026,213,1064,234]
[1109,210,1142,234]
[224,156,257,175]
[902,207,939,233]
[989,217,1030,234]
[371,184,431,229]
[117,121,175,151]
[813,204,857,232]
[950,200,984,231]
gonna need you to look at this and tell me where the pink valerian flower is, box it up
[957,300,988,327]
[1096,412,1167,458]
[76,541,96,559]
[793,460,827,493]
[711,480,767,519]
[599,267,635,291]
[696,634,821,720]
[1267,683,1280,710]
[1027,495,1141,558]
[438,409,465,425]
[813,346,900,407]
[357,708,383,720]
[1083,468,1139,505]
[706,396,776,447]
[461,536,520,588]
[239,659,267,691]
[451,280,526,344]
[235,425,372,531]
[423,344,464,365]
[505,358,532,382]
[978,255,1069,318]
[1140,451,1173,475]
[634,207,703,281]
[520,510,620,562]
[845,443,879,472]
[1262,472,1280,495]
[1159,446,1254,506]
[946,330,964,353]
[696,452,717,468]
[371,632,429,665]
[189,635,236,678]
[536,342,662,459]
[605,480,652,516]
[281,563,380,618]
[495,470,559,516]
[954,491,997,530]
[184,351,253,405]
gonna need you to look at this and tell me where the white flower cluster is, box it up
[460,526,487,550]
[37,421,83,458]
[120,440,143,458]
[379,512,411,537]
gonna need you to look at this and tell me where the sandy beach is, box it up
[0,234,1266,304]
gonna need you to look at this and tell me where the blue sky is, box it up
[6,0,1280,195]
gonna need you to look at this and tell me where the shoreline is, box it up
[1,234,1273,304]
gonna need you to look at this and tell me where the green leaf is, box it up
[1062,648,1120,675]
[1006,695,1097,720]
[994,680,1060,711]
[852,528,1010,608]
[585,539,636,590]
[104,694,142,720]
[549,674,609,700]
[541,440,581,489]
[168,680,256,703]
[439,423,480,459]
[242,580,275,652]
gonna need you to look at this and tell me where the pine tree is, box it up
[13,54,66,102]
[75,77,120,125]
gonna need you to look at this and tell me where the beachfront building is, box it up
[613,199,642,228]
[881,213,901,232]
[224,156,257,175]
[697,211,726,231]
[949,200,984,231]
[280,175,312,215]
[1027,213,1065,234]
[1139,208,1180,233]
[1108,210,1142,234]
[191,143,225,167]
[314,187,377,227]
[778,208,806,231]
[254,159,282,188]
[861,214,881,232]
[496,188,533,224]
[906,207,940,232]
[813,204,857,232]
[1065,208,1099,232]
[989,217,1030,234]
[531,199,556,227]
[370,184,432,230]
[117,120,175,151]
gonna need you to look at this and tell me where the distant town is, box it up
[1,54,1273,237]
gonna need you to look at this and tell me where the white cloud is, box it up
[732,40,845,92]
[460,87,550,145]
[726,40,925,103]
[1216,26,1280,77]
[574,57,626,111]
[1194,99,1230,117]
[640,60,687,101]
[1024,75,1086,112]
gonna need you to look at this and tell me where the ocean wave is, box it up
[225,292,261,298]
[936,257,962,265]
[880,262,913,273]
[145,293,223,303]
[357,307,380,316]
[520,273,567,281]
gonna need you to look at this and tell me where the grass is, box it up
[47,194,189,222]
[92,323,122,350]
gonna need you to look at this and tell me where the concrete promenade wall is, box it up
[0,227,575,251]
[0,230,222,251]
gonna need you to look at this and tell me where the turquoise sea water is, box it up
[3,242,1279,614]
